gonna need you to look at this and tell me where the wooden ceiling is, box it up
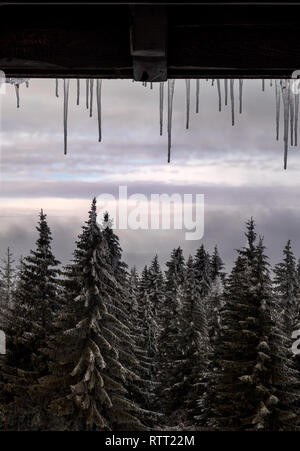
[1,1,300,79]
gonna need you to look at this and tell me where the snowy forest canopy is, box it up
[0,200,300,430]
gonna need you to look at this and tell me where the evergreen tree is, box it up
[101,213,155,422]
[210,246,225,283]
[40,200,143,430]
[13,256,25,293]
[297,258,300,286]
[138,264,159,382]
[206,277,224,344]
[239,217,257,263]
[128,267,140,316]
[139,266,149,298]
[101,212,128,296]
[194,244,211,298]
[0,210,61,430]
[141,256,164,383]
[253,239,300,430]
[175,256,204,418]
[293,259,300,394]
[127,266,162,426]
[0,248,15,309]
[203,221,300,430]
[196,274,224,425]
[192,244,213,406]
[147,255,164,318]
[157,247,185,415]
[274,240,299,331]
[127,267,152,406]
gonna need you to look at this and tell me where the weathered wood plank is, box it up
[1,4,300,78]
[130,5,167,81]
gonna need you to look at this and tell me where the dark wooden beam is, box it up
[130,5,167,82]
[1,4,300,79]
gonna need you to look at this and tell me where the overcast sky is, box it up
[1,78,300,272]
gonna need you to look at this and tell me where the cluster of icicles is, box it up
[6,77,298,169]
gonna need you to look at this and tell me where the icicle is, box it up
[290,90,294,146]
[224,79,228,106]
[262,79,265,92]
[159,82,164,136]
[63,79,70,155]
[86,79,89,109]
[281,79,290,170]
[239,79,243,114]
[168,79,175,163]
[230,79,234,126]
[15,84,20,108]
[295,92,299,146]
[96,79,102,142]
[150,82,153,90]
[55,79,59,98]
[89,79,94,118]
[196,79,200,113]
[212,79,215,86]
[76,79,80,106]
[270,79,273,87]
[25,80,29,88]
[185,79,190,129]
[275,80,280,141]
[217,79,221,112]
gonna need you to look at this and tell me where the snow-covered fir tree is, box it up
[138,263,159,382]
[194,244,212,299]
[204,220,300,430]
[101,213,156,423]
[210,245,225,283]
[196,274,224,425]
[13,256,24,294]
[140,256,164,382]
[127,265,163,427]
[147,255,164,318]
[274,240,300,331]
[128,267,140,316]
[0,210,61,430]
[252,238,300,430]
[206,276,224,344]
[0,248,15,309]
[239,217,257,262]
[139,266,149,297]
[39,200,143,431]
[157,247,185,415]
[174,256,205,418]
[127,267,153,411]
[297,258,300,286]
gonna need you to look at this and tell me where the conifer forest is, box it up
[1,200,300,431]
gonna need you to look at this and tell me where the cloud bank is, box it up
[1,78,300,271]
